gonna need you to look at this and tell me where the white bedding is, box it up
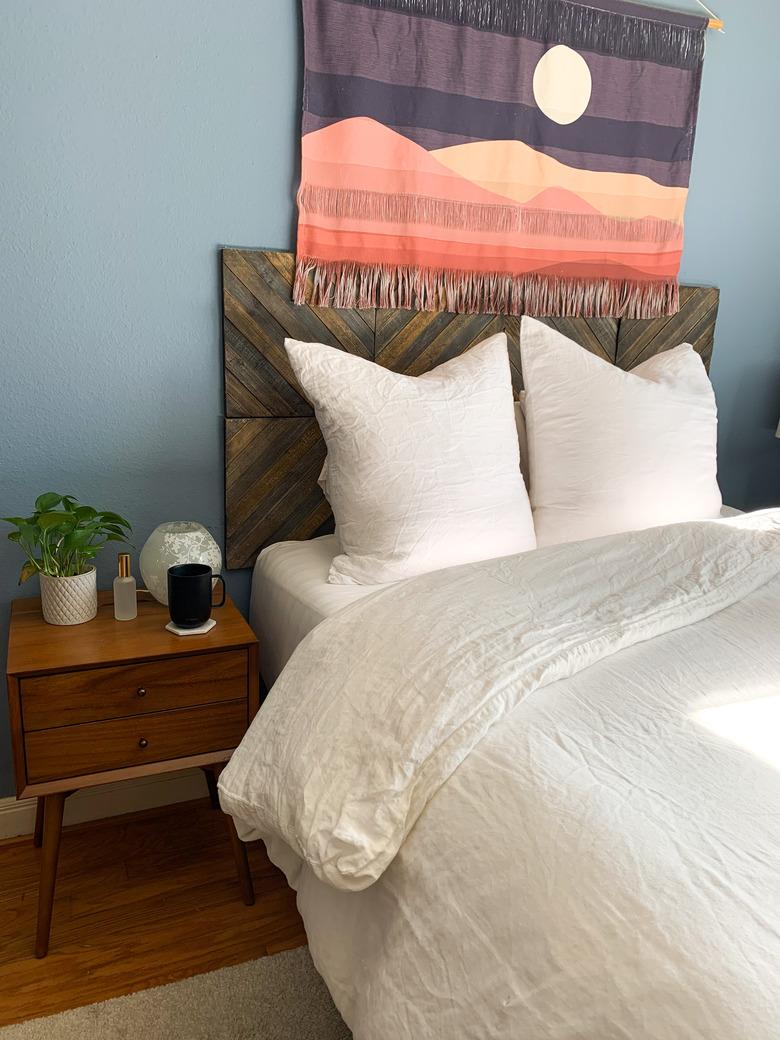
[250,535,380,687]
[224,511,780,1039]
[252,507,743,686]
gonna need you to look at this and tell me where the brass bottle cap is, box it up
[118,553,131,578]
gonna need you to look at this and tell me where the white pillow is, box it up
[521,317,722,546]
[322,392,530,496]
[285,334,536,584]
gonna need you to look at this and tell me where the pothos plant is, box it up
[2,493,132,585]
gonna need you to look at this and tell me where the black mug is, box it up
[167,564,226,629]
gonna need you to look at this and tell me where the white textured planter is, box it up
[39,567,98,626]
[140,521,222,606]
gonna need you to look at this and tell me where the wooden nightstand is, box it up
[5,590,260,958]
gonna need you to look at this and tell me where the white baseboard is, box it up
[0,768,209,840]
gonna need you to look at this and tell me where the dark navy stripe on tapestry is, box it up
[335,0,707,68]
[306,71,696,167]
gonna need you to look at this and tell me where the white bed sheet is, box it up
[251,509,743,687]
[250,535,381,687]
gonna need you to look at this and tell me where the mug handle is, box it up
[212,575,226,608]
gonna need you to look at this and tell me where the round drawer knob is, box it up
[138,738,149,749]
[136,687,147,698]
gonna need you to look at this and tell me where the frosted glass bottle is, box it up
[113,553,138,621]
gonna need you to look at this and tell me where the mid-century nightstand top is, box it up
[7,591,257,677]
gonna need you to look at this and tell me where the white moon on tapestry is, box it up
[533,45,592,125]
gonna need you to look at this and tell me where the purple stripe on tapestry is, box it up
[305,71,696,166]
[307,0,700,130]
[300,112,693,188]
[332,0,706,68]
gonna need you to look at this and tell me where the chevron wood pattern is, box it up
[224,248,374,417]
[617,286,719,372]
[224,249,719,569]
[375,312,619,395]
[226,418,333,568]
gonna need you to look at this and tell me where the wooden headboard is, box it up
[223,248,719,570]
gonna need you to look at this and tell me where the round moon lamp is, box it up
[139,521,222,606]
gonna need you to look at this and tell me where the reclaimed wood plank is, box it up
[617,286,719,371]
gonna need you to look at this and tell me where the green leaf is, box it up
[17,523,40,545]
[106,532,129,542]
[73,505,97,522]
[19,560,40,584]
[1,516,28,527]
[99,511,131,529]
[72,527,99,543]
[102,523,129,536]
[38,512,76,531]
[61,495,79,511]
[62,529,91,550]
[8,531,21,542]
[35,493,62,512]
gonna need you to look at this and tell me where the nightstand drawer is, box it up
[20,650,248,730]
[25,700,248,783]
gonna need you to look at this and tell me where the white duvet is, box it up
[220,512,780,1040]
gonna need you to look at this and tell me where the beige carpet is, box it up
[1,947,352,1040]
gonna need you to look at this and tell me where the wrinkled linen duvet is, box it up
[220,511,780,1040]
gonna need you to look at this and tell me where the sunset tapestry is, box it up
[293,0,708,318]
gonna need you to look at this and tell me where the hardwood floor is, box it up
[0,798,306,1028]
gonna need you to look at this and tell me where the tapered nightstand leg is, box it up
[35,792,66,958]
[225,814,255,906]
[33,798,44,848]
[201,766,221,811]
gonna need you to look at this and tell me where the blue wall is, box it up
[1,1,778,795]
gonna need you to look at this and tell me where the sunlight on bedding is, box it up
[692,694,780,771]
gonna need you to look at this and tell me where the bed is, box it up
[219,250,780,1039]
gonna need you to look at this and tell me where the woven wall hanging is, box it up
[294,0,707,318]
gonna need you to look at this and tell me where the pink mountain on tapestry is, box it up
[299,118,685,279]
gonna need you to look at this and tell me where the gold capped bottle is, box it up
[113,552,138,621]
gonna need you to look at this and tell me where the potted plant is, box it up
[3,493,132,626]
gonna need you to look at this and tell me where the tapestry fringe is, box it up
[338,0,706,69]
[293,258,679,319]
[298,186,683,246]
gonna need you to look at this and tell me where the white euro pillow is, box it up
[321,392,530,493]
[285,334,536,584]
[521,316,722,546]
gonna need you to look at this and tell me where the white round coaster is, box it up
[165,618,217,637]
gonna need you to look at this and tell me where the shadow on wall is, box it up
[716,350,780,510]
[744,440,780,510]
